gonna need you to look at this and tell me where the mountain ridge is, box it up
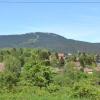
[0,32,100,53]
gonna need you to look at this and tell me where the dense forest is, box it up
[1,32,100,53]
[0,48,100,100]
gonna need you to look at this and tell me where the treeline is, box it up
[0,48,54,89]
[0,48,100,100]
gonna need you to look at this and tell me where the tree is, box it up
[0,55,3,62]
[4,55,21,77]
[21,63,53,88]
[59,57,65,67]
[50,54,59,67]
[39,50,50,60]
[0,71,18,90]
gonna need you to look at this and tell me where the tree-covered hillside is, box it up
[0,32,100,53]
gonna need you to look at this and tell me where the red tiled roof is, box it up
[58,53,64,57]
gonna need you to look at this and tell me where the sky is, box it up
[0,0,100,42]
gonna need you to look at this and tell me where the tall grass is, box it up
[0,86,90,100]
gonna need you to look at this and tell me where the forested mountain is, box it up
[0,32,100,53]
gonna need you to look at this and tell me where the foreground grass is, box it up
[0,86,91,100]
[0,93,88,100]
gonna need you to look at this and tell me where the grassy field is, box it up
[0,86,91,100]
[0,92,88,100]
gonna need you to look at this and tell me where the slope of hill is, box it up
[0,32,100,53]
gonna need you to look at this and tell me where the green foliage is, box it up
[64,62,78,81]
[59,57,65,67]
[50,54,59,67]
[0,71,18,90]
[0,48,100,100]
[21,63,53,88]
[38,50,50,60]
[0,55,3,62]
[72,80,100,99]
[79,53,95,68]
[4,55,21,77]
[47,83,60,93]
[67,55,76,62]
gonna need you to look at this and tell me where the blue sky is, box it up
[0,0,100,42]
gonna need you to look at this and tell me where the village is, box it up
[1,51,100,75]
[52,52,100,74]
[0,48,100,99]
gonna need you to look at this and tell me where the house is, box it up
[95,67,100,72]
[58,53,65,60]
[84,68,93,74]
[0,63,5,72]
[67,53,72,56]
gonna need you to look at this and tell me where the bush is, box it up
[47,83,60,93]
[72,80,100,99]
[21,64,53,88]
[0,71,18,91]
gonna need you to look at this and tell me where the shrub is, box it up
[72,80,100,99]
[0,71,18,90]
[47,83,60,93]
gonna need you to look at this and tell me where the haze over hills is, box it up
[0,32,100,53]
